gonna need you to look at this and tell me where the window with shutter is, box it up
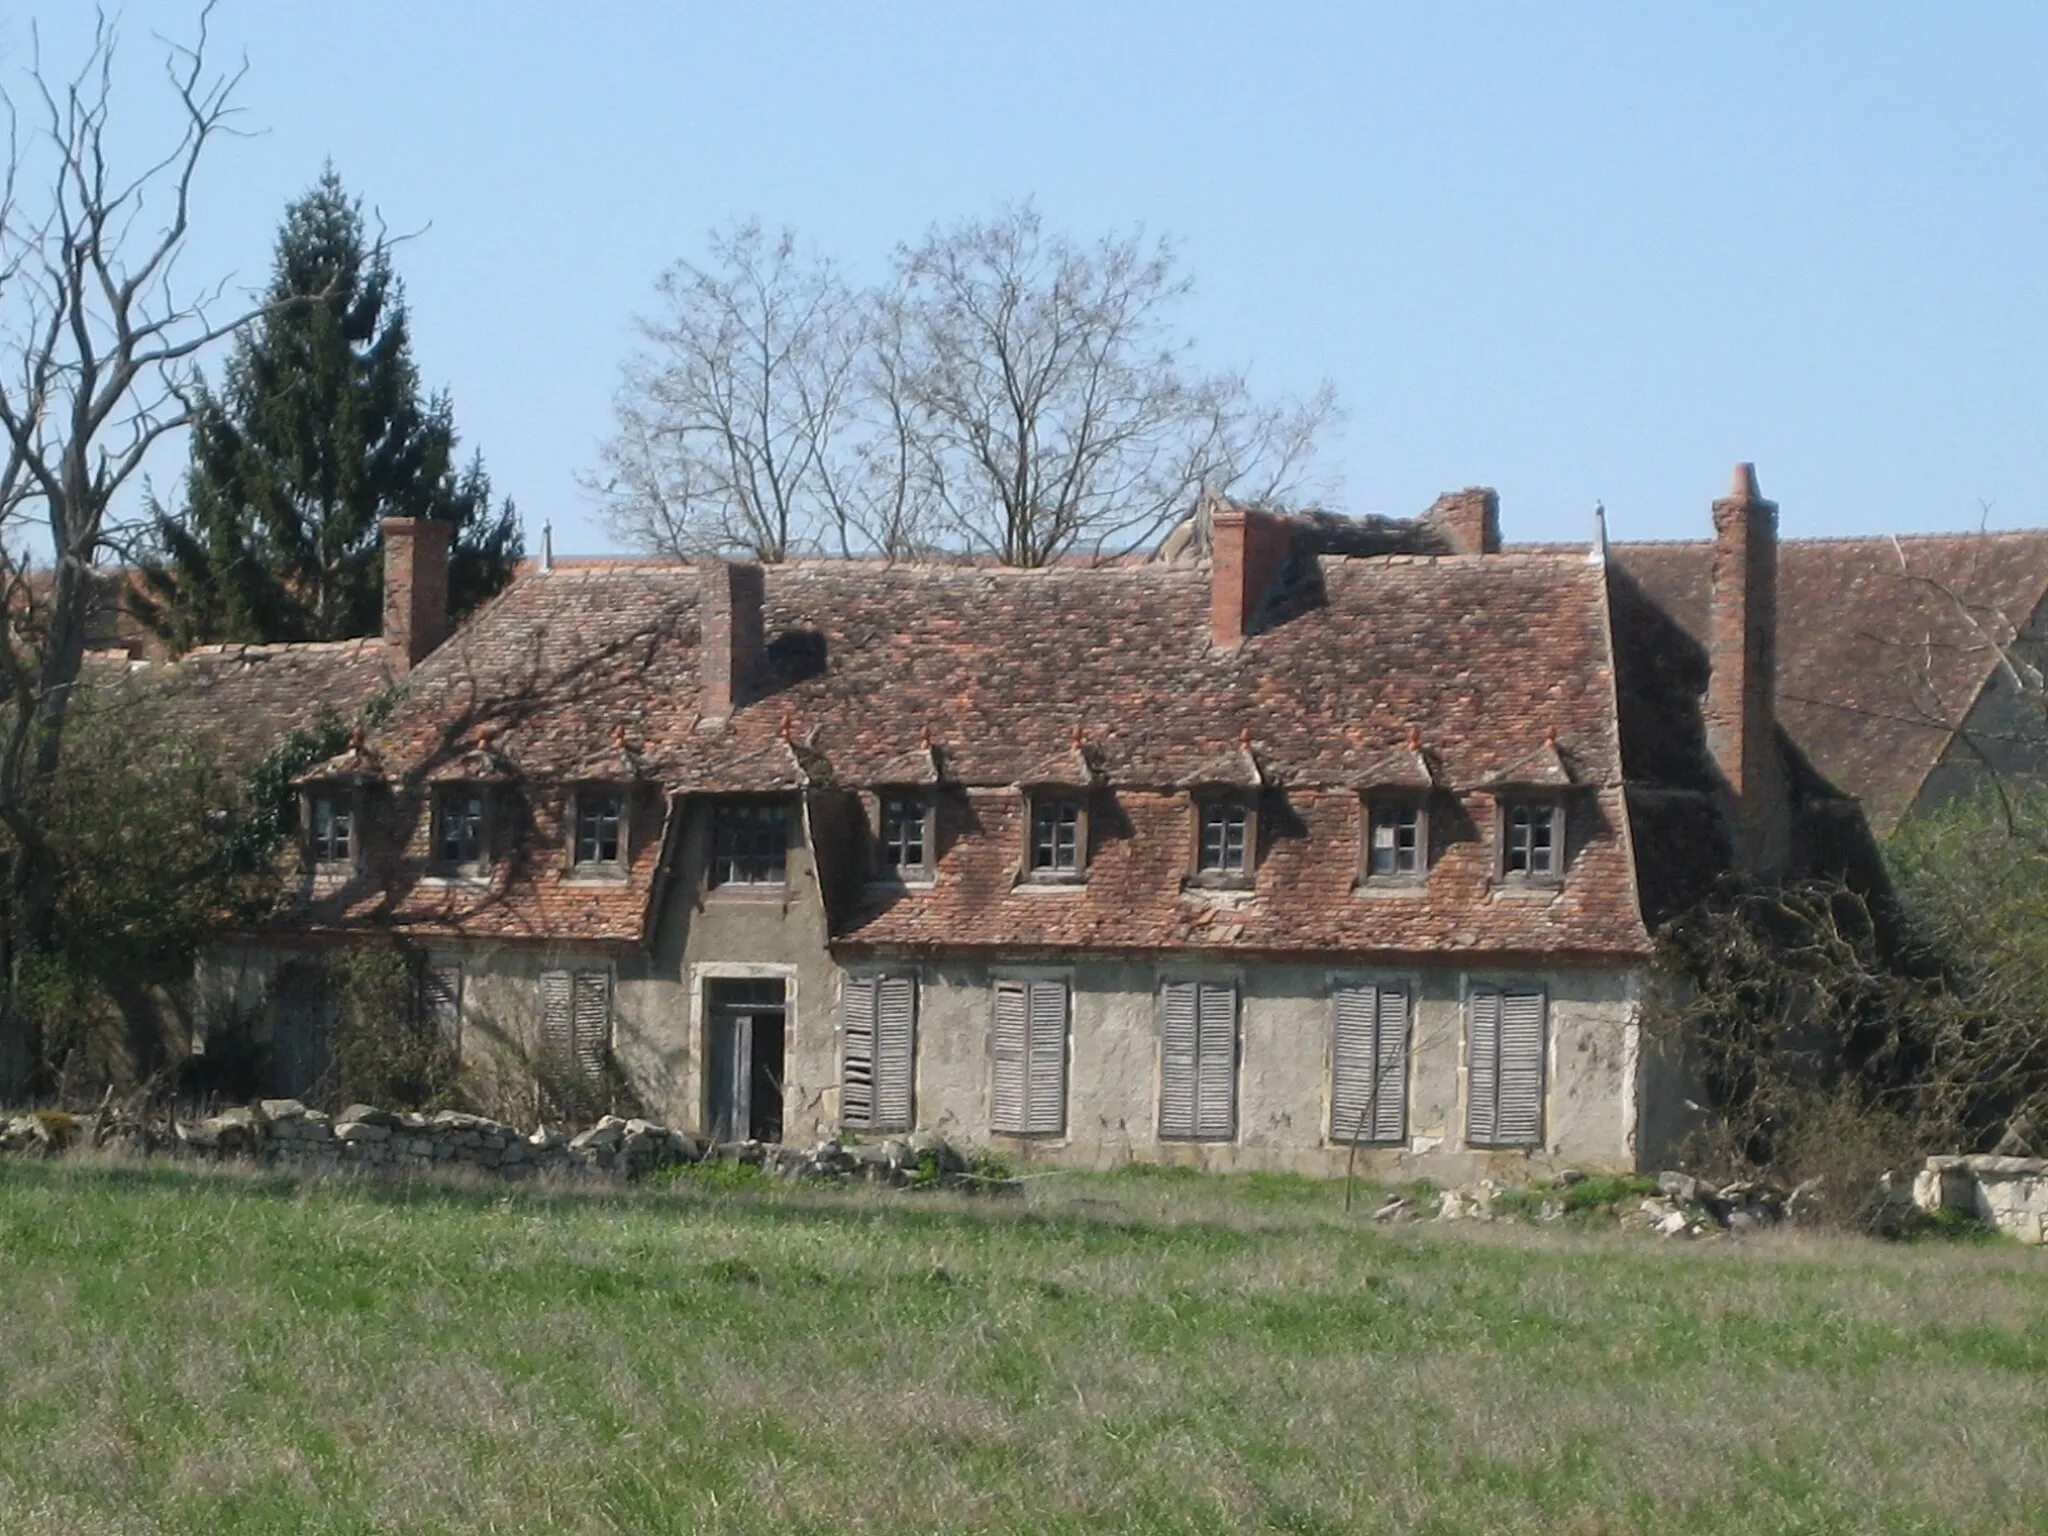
[1331,982,1408,1143]
[1466,985,1545,1146]
[540,968,608,1088]
[426,964,462,1051]
[991,978,1067,1135]
[1160,980,1238,1141]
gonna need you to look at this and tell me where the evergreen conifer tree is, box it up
[138,170,521,649]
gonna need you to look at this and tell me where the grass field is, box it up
[1,1157,2044,1534]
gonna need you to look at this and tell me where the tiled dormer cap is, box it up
[1348,728,1435,790]
[1478,731,1580,790]
[1177,731,1267,789]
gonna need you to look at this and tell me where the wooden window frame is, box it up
[708,797,792,891]
[990,976,1070,1136]
[301,784,360,870]
[1496,795,1564,887]
[872,788,936,884]
[1020,789,1088,885]
[1185,792,1256,889]
[1464,983,1547,1147]
[566,783,630,877]
[429,784,492,876]
[840,971,918,1133]
[1358,793,1429,887]
[1158,978,1240,1142]
[1330,979,1410,1145]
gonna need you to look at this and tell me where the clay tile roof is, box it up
[314,547,1648,958]
[110,637,396,776]
[1478,730,1581,789]
[1176,731,1266,789]
[1616,532,2048,833]
[1348,728,1437,789]
[296,729,382,785]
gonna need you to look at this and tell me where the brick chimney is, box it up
[1209,505,1294,648]
[699,559,766,723]
[1706,463,1787,870]
[381,516,453,671]
[1423,487,1502,555]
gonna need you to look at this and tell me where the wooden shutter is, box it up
[426,965,463,1050]
[540,969,573,1075]
[840,975,878,1130]
[571,970,610,1085]
[1497,988,1546,1145]
[1466,986,1501,1145]
[875,975,917,1133]
[1331,984,1377,1143]
[1160,980,1199,1138]
[1195,982,1238,1140]
[1024,979,1067,1135]
[1372,985,1408,1142]
[1331,982,1408,1144]
[991,980,1029,1134]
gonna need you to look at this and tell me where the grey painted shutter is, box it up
[427,965,462,1050]
[991,981,1029,1134]
[540,969,573,1075]
[1497,988,1546,1145]
[1466,987,1501,1145]
[1331,984,1377,1143]
[875,975,917,1133]
[840,975,878,1130]
[1160,981,1199,1138]
[1024,980,1067,1135]
[1195,982,1238,1140]
[572,970,610,1085]
[1372,984,1409,1142]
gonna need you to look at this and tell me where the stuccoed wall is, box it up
[886,959,1644,1179]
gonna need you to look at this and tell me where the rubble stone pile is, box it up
[0,1100,1002,1193]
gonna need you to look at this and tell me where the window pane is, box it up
[881,794,926,871]
[713,801,789,885]
[1369,804,1418,876]
[438,793,484,865]
[1199,800,1247,873]
[1504,802,1556,878]
[1031,798,1079,871]
[576,791,624,865]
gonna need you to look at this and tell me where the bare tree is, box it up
[597,205,1338,567]
[882,204,1337,566]
[0,7,311,1089]
[594,221,869,561]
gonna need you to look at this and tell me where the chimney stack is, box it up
[381,516,453,672]
[1706,463,1786,870]
[1423,487,1502,555]
[699,559,766,723]
[1209,504,1294,648]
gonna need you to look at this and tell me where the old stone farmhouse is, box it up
[156,468,2043,1180]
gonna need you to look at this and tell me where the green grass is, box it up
[1,1156,2045,1534]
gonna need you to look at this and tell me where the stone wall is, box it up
[1912,1154,2048,1244]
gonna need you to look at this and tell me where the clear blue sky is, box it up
[13,2,2048,553]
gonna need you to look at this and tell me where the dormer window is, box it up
[305,790,355,865]
[878,791,932,880]
[712,799,789,888]
[1197,798,1249,874]
[572,787,626,871]
[1026,793,1085,881]
[433,787,490,873]
[1363,798,1427,883]
[1501,799,1560,883]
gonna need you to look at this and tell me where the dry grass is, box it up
[0,1155,2043,1533]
